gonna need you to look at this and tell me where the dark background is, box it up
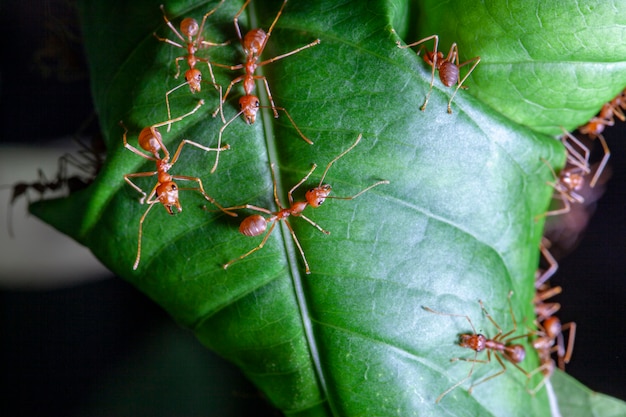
[1,0,624,416]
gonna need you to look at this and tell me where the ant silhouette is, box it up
[423,291,532,403]
[220,133,388,273]
[3,114,106,237]
[209,0,321,172]
[154,1,229,128]
[396,34,480,114]
[121,100,234,270]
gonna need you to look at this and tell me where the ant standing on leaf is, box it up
[395,34,480,114]
[154,1,229,127]
[120,100,234,270]
[423,291,532,403]
[220,134,389,274]
[209,0,321,173]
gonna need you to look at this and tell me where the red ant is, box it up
[121,100,234,270]
[209,0,321,173]
[527,285,576,394]
[423,291,531,403]
[396,34,480,114]
[220,134,388,273]
[576,90,625,187]
[535,153,587,221]
[154,1,229,127]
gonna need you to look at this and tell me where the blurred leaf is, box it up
[30,0,624,415]
[552,371,626,417]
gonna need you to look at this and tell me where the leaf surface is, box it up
[30,0,624,415]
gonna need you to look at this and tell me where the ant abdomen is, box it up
[240,215,267,237]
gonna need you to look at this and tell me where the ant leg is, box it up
[157,4,186,43]
[561,129,591,173]
[317,134,363,185]
[435,351,480,403]
[448,55,480,114]
[256,38,321,68]
[133,201,158,270]
[265,0,288,42]
[272,106,314,144]
[211,111,243,173]
[232,0,252,42]
[120,121,160,161]
[223,221,277,270]
[396,34,439,111]
[589,134,610,188]
[298,214,330,235]
[169,139,230,166]
[467,353,508,394]
[287,163,318,206]
[536,238,558,288]
[124,172,159,204]
[197,0,226,36]
[172,175,236,217]
[558,322,576,369]
[283,219,312,274]
[152,99,205,133]
[327,180,390,201]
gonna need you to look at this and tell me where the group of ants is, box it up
[4,0,624,405]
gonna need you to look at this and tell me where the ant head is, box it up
[156,182,182,215]
[306,184,332,208]
[504,344,526,364]
[239,214,267,237]
[185,69,202,93]
[138,126,164,159]
[180,17,199,39]
[243,28,267,56]
[459,333,487,352]
[240,95,260,124]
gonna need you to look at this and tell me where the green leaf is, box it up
[551,371,626,417]
[30,0,624,415]
[416,0,626,135]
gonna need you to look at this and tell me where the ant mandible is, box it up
[423,291,531,403]
[220,133,389,274]
[154,1,229,127]
[396,34,480,114]
[209,0,321,173]
[121,100,235,270]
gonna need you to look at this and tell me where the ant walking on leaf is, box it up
[220,134,388,274]
[121,100,234,270]
[396,34,480,114]
[423,292,532,403]
[209,0,320,172]
[154,1,229,127]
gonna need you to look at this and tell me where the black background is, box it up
[1,1,624,415]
